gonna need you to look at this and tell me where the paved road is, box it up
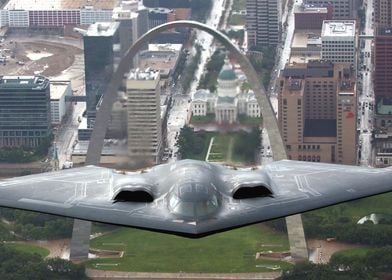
[260,1,300,165]
[358,0,374,167]
[166,0,227,160]
[86,269,281,280]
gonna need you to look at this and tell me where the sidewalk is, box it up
[86,269,281,280]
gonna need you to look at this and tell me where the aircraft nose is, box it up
[168,182,220,220]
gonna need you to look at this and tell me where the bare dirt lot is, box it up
[0,40,82,77]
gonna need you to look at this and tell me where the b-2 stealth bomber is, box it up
[0,159,390,237]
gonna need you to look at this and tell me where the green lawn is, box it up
[87,225,291,273]
[5,243,50,258]
[229,14,246,26]
[232,0,246,11]
[207,133,254,163]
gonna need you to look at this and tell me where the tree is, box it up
[175,126,207,159]
[0,244,88,279]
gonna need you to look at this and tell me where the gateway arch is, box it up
[70,20,308,262]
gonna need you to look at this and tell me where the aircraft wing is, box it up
[199,160,392,235]
[0,160,390,237]
[0,166,201,235]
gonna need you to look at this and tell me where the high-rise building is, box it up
[83,22,119,128]
[374,28,392,104]
[0,75,51,147]
[126,69,162,163]
[304,0,358,19]
[375,0,392,28]
[294,4,332,30]
[278,60,357,165]
[246,0,279,48]
[321,20,357,65]
[113,7,140,58]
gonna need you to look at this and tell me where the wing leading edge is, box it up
[0,160,390,237]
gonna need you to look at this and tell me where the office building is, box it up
[375,0,392,28]
[246,0,279,47]
[304,0,358,19]
[0,75,51,147]
[278,60,357,165]
[0,0,117,28]
[113,7,140,58]
[126,69,162,163]
[321,20,356,65]
[290,30,322,63]
[374,28,392,104]
[83,22,119,128]
[50,80,72,125]
[294,4,332,30]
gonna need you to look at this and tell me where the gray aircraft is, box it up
[0,159,391,237]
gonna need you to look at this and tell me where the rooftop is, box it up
[128,69,160,81]
[289,80,302,91]
[4,0,119,10]
[85,22,119,37]
[148,43,183,52]
[292,30,322,48]
[0,75,49,90]
[322,20,356,38]
[378,28,392,36]
[148,7,173,14]
[377,99,392,115]
[50,80,71,100]
[73,140,127,156]
[294,4,329,14]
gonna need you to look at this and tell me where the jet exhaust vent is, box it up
[113,190,154,203]
[233,185,273,199]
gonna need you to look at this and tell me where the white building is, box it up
[191,60,261,124]
[321,20,357,65]
[127,69,162,163]
[50,80,72,125]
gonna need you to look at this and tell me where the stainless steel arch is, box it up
[73,20,307,262]
[85,20,286,165]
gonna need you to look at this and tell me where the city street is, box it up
[166,0,227,159]
[261,0,300,165]
[358,0,374,167]
[54,101,85,168]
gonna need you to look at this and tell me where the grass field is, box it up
[87,224,291,273]
[5,243,49,258]
[205,132,259,164]
[229,14,246,26]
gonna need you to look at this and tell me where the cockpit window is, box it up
[168,183,220,220]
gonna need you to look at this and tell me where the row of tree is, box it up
[198,50,226,92]
[248,46,276,88]
[0,135,52,163]
[0,208,73,240]
[175,126,208,159]
[280,246,392,280]
[302,211,392,246]
[0,244,87,280]
[181,44,202,93]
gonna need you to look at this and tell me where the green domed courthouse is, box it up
[192,59,260,124]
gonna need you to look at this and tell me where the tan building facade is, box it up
[278,60,357,165]
[126,69,162,164]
